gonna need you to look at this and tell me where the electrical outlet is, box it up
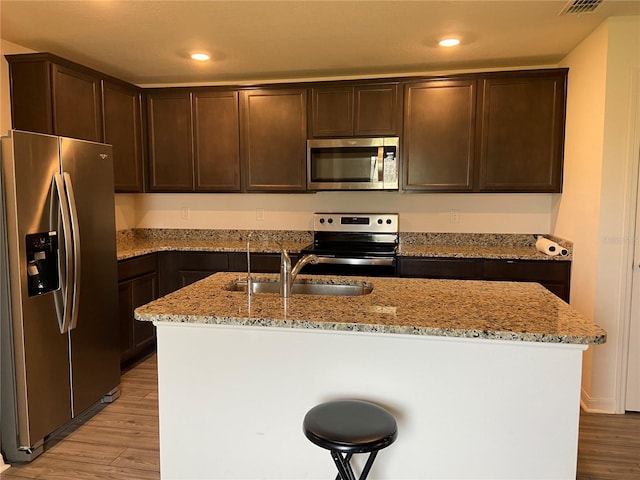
[181,207,190,220]
[256,208,265,221]
[450,209,460,224]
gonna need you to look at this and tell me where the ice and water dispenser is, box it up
[25,231,59,296]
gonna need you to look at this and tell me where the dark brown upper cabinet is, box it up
[7,53,145,192]
[146,90,194,191]
[7,53,567,195]
[146,89,241,193]
[403,79,477,191]
[310,83,399,137]
[240,88,307,192]
[401,69,567,193]
[6,54,102,142]
[477,70,567,192]
[192,90,241,192]
[102,80,145,192]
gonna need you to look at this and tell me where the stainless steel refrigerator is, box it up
[0,130,120,462]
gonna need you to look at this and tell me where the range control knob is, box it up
[319,218,325,224]
[386,218,392,224]
[377,219,383,224]
[328,218,333,224]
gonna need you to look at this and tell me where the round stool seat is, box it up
[303,400,397,454]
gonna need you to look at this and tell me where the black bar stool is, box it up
[303,400,398,480]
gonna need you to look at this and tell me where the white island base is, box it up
[155,322,586,480]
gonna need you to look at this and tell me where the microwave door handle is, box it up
[51,173,73,334]
[370,156,377,182]
[377,147,385,182]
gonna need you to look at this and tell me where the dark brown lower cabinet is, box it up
[398,257,571,302]
[228,252,298,274]
[158,252,230,296]
[482,259,571,302]
[118,254,158,369]
[157,251,287,296]
[397,257,483,280]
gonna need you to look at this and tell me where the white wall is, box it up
[126,191,554,233]
[553,19,609,402]
[554,16,640,412]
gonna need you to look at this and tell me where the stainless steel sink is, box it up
[226,279,373,296]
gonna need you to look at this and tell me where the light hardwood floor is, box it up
[1,353,638,479]
[0,354,160,480]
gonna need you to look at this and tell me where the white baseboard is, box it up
[581,387,620,413]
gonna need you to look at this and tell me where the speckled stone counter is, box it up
[116,229,312,260]
[135,272,604,345]
[117,228,573,261]
[398,232,572,260]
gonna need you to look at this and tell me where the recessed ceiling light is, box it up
[191,53,210,61]
[439,38,461,47]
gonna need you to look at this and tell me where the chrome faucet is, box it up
[280,247,319,298]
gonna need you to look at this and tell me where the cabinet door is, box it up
[403,80,477,191]
[147,91,194,191]
[118,272,157,364]
[354,84,399,136]
[193,90,241,191]
[240,89,307,191]
[118,255,158,366]
[6,58,54,134]
[310,84,399,138]
[158,252,229,295]
[118,281,135,362]
[477,72,566,192]
[102,81,144,192]
[131,273,157,351]
[52,64,102,142]
[228,252,295,273]
[482,259,571,301]
[398,257,482,279]
[311,87,354,137]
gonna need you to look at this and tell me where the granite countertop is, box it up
[134,272,604,345]
[117,238,310,261]
[116,229,312,261]
[116,229,573,262]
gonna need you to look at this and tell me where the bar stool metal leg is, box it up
[333,453,353,480]
[330,450,379,480]
[330,450,356,480]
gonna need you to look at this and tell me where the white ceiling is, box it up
[1,0,639,86]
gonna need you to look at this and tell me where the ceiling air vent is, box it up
[559,0,603,15]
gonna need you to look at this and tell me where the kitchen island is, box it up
[135,272,605,480]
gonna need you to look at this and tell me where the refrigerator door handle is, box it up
[62,172,81,331]
[51,173,74,334]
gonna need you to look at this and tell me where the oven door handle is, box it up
[314,256,396,267]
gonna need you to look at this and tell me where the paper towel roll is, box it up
[535,237,560,256]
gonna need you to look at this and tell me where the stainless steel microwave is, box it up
[307,137,399,190]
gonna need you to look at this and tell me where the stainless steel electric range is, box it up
[300,213,399,276]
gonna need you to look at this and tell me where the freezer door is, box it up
[0,131,72,454]
[59,137,119,416]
